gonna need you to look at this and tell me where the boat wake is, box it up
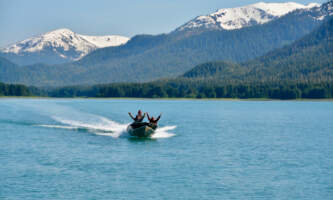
[35,106,176,139]
[152,126,176,139]
[39,116,129,138]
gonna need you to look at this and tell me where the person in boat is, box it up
[147,113,162,128]
[128,110,146,123]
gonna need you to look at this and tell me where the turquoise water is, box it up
[0,98,332,200]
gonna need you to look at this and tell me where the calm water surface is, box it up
[0,98,332,199]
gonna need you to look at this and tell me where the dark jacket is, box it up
[129,113,146,122]
[147,114,161,125]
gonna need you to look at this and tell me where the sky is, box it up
[0,0,328,47]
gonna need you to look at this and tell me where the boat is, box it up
[127,122,157,138]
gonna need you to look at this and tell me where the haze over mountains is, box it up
[0,1,332,86]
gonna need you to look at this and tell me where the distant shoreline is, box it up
[1,96,333,102]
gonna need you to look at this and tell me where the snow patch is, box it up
[176,2,320,31]
[1,28,130,60]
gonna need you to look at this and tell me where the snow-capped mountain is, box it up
[0,28,129,65]
[175,2,320,32]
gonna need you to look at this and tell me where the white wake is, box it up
[152,126,177,139]
[50,116,129,138]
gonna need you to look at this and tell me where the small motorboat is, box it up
[127,122,157,138]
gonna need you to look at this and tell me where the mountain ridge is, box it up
[0,28,129,65]
[175,2,320,32]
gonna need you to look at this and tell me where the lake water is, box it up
[0,98,332,200]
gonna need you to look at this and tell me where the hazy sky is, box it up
[0,0,327,47]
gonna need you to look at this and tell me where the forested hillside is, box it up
[0,58,32,96]
[183,16,333,82]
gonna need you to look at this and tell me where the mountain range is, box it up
[45,17,333,99]
[0,1,332,86]
[0,29,129,65]
[0,2,320,66]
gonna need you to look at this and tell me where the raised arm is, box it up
[146,113,151,121]
[156,113,162,122]
[128,112,135,120]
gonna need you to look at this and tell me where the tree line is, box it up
[46,79,333,99]
[2,80,333,99]
[0,82,31,96]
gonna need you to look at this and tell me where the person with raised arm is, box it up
[146,113,162,128]
[128,110,146,122]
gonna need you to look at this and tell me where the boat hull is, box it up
[127,123,156,138]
